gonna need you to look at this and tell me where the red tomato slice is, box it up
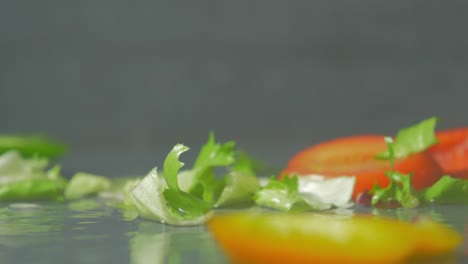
[429,127,468,179]
[281,135,442,199]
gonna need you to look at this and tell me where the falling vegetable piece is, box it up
[208,212,462,264]
[429,127,468,180]
[0,135,67,158]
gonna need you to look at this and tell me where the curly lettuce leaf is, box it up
[64,172,112,200]
[371,137,421,208]
[376,117,438,159]
[421,175,468,205]
[130,167,213,225]
[188,133,236,205]
[130,144,213,225]
[163,144,189,191]
[0,135,67,158]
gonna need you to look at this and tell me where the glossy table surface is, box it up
[0,198,466,264]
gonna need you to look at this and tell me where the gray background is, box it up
[1,1,467,176]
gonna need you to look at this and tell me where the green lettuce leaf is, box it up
[254,176,307,212]
[253,175,354,212]
[188,133,236,205]
[101,177,142,221]
[376,117,438,159]
[0,135,67,158]
[0,151,67,201]
[371,137,421,208]
[130,144,213,225]
[163,144,189,191]
[215,171,260,208]
[421,175,468,205]
[130,167,213,225]
[64,172,112,200]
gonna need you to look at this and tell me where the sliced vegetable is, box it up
[64,172,112,200]
[0,135,67,158]
[429,127,468,179]
[281,135,441,199]
[208,213,462,264]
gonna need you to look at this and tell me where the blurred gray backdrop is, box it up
[1,1,467,176]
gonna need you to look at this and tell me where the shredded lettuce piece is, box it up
[215,172,259,208]
[188,133,236,205]
[254,175,354,212]
[130,144,213,225]
[100,177,141,221]
[163,144,189,191]
[371,137,421,208]
[254,176,307,211]
[376,117,438,159]
[130,167,213,225]
[298,175,355,209]
[64,172,112,200]
[0,151,67,201]
[421,175,468,205]
[0,135,67,158]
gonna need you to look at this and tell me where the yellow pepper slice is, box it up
[208,212,462,264]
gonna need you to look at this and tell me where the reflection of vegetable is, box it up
[208,213,462,264]
[429,127,468,179]
[130,222,225,264]
[0,151,67,201]
[0,135,67,158]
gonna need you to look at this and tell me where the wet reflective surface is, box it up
[0,199,466,264]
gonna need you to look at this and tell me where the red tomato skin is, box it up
[429,127,468,179]
[281,135,443,199]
